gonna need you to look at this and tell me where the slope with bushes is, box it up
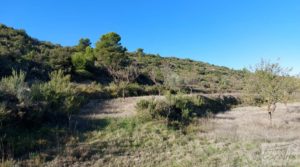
[0,23,246,94]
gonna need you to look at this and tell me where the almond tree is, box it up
[245,60,295,120]
[117,62,139,99]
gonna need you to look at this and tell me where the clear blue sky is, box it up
[1,0,300,74]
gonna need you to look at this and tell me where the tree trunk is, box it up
[190,87,193,94]
[267,104,272,121]
[122,88,125,101]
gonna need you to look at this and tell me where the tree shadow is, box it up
[196,95,241,117]
[0,116,111,160]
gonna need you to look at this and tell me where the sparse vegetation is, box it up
[243,60,299,119]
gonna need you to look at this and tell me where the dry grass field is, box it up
[40,97,300,167]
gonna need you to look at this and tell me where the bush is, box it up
[31,70,84,119]
[136,94,240,129]
[0,70,29,102]
[106,83,146,98]
[136,99,152,110]
[71,52,87,70]
[136,94,204,128]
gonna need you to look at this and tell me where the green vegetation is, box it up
[0,24,246,94]
[1,23,300,166]
[136,94,239,129]
[243,60,299,119]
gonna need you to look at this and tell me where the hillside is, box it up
[0,24,246,93]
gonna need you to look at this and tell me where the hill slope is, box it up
[0,23,246,93]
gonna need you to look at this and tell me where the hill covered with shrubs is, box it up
[0,23,248,163]
[0,23,246,94]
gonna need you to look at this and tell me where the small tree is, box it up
[244,60,295,120]
[116,63,139,99]
[182,66,199,94]
[149,67,164,95]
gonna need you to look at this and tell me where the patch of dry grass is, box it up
[5,100,300,166]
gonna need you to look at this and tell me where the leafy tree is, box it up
[95,32,128,81]
[244,60,295,120]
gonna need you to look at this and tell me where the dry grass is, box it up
[209,103,300,141]
[79,96,164,118]
[4,96,300,166]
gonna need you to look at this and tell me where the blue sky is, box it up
[1,0,300,74]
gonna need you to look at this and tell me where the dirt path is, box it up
[79,95,163,119]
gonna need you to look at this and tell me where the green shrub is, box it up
[136,99,152,110]
[106,83,146,98]
[71,47,95,73]
[71,52,87,70]
[137,94,240,129]
[31,70,84,118]
[136,94,204,128]
[0,70,28,102]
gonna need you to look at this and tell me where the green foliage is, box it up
[0,70,28,102]
[0,24,246,94]
[48,47,72,71]
[95,32,127,69]
[31,70,84,116]
[71,52,87,70]
[137,94,240,128]
[76,38,91,52]
[106,82,145,98]
[137,94,204,128]
[71,47,95,71]
[243,60,296,114]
